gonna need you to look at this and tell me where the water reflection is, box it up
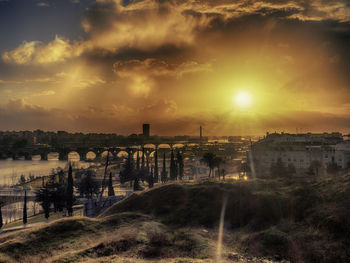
[2,201,42,224]
[0,158,94,185]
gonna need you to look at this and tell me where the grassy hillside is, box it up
[1,174,350,262]
[101,174,350,262]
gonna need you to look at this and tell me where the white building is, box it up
[248,132,349,177]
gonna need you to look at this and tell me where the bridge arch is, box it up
[47,152,59,160]
[158,144,171,149]
[86,151,96,160]
[173,143,185,149]
[31,154,41,161]
[68,151,80,161]
[117,151,129,158]
[144,144,156,149]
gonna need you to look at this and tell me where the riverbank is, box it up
[0,159,96,187]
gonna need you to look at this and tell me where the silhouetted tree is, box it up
[213,156,223,179]
[141,147,145,168]
[119,151,135,184]
[58,169,65,184]
[175,159,179,179]
[161,153,168,183]
[154,148,159,182]
[0,202,3,229]
[177,151,184,180]
[201,152,216,177]
[19,174,26,184]
[35,186,51,219]
[146,153,150,173]
[170,149,177,180]
[134,177,142,191]
[77,172,100,199]
[148,166,154,188]
[23,190,27,225]
[66,164,74,216]
[136,150,140,171]
[240,162,250,178]
[108,172,115,196]
[40,180,66,212]
[221,168,226,180]
[49,169,57,183]
[28,174,35,182]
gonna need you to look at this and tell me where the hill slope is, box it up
[101,175,350,262]
[1,175,350,262]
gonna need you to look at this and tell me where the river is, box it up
[0,153,95,186]
[0,153,97,224]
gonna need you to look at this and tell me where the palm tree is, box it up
[201,152,216,178]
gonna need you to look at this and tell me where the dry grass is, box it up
[2,174,350,262]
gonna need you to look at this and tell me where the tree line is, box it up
[119,148,185,190]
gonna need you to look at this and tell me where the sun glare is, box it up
[234,91,252,108]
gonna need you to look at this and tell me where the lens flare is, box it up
[234,91,252,108]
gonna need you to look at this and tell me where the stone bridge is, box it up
[0,141,239,161]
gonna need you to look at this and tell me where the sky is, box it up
[0,0,350,136]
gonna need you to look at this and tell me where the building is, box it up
[248,132,350,177]
[142,124,150,137]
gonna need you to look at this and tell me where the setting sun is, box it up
[234,91,252,108]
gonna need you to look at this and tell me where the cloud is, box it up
[114,58,211,78]
[2,0,350,134]
[3,99,47,113]
[72,75,106,89]
[2,36,88,64]
[36,2,49,7]
[33,90,56,96]
[113,58,210,96]
[3,0,350,66]
[1,98,350,135]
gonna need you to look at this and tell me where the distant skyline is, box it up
[1,0,350,136]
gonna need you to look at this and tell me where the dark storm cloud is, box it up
[82,44,194,66]
[4,0,350,65]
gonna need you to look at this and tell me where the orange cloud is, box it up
[3,0,350,66]
[2,36,88,64]
[113,58,210,96]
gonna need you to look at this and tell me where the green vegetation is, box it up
[1,174,350,262]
